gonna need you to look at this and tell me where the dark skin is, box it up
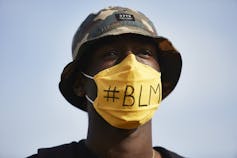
[78,34,162,158]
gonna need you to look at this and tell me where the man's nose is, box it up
[116,50,139,64]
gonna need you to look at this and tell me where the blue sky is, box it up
[0,0,237,157]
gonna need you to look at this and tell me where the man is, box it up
[29,6,183,158]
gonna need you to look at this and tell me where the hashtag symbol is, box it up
[104,86,120,102]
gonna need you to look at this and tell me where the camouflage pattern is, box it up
[72,6,159,60]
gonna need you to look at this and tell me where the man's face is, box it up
[82,34,161,101]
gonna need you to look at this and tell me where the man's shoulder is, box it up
[27,140,86,158]
[154,146,184,158]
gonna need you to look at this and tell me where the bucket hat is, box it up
[59,6,182,111]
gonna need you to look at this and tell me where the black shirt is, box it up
[28,140,184,158]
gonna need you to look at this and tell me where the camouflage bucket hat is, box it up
[59,6,182,111]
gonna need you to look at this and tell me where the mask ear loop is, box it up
[81,72,95,104]
[81,72,94,79]
[85,95,94,104]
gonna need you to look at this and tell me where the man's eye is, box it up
[137,49,153,57]
[103,50,119,58]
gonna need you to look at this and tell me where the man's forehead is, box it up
[91,34,156,48]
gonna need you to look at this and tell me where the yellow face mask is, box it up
[82,54,162,129]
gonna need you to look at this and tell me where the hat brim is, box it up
[59,34,182,112]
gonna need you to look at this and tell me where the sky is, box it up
[0,0,237,157]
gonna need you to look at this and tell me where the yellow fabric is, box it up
[93,54,162,129]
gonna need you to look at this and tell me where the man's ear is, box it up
[73,73,86,97]
[162,81,173,98]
